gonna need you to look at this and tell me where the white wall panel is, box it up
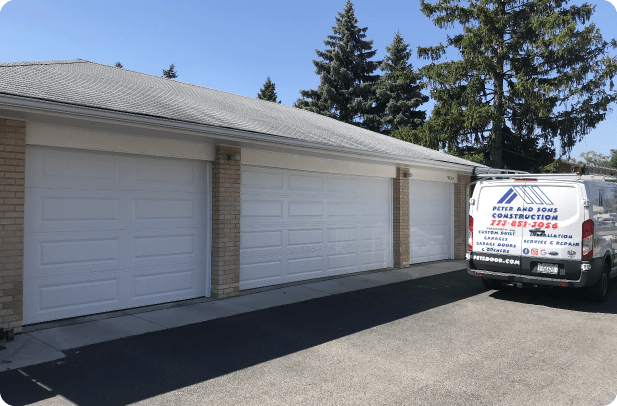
[23,146,210,324]
[240,166,392,290]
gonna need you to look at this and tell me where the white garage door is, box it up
[23,146,210,324]
[240,167,392,290]
[409,180,454,264]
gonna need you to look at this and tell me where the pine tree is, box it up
[162,63,178,79]
[365,32,428,134]
[114,62,123,68]
[295,0,380,127]
[257,76,280,103]
[608,149,617,169]
[413,0,617,169]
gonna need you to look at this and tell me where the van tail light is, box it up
[468,215,474,251]
[582,219,594,261]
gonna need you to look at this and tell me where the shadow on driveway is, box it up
[488,279,617,313]
[2,269,614,405]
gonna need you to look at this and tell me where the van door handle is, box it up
[530,228,545,234]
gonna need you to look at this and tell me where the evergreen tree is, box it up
[257,76,280,103]
[413,0,617,169]
[114,62,123,68]
[295,0,380,127]
[162,63,178,79]
[609,149,617,169]
[365,32,428,134]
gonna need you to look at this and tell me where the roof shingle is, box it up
[0,59,480,167]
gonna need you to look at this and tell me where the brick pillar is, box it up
[454,173,471,260]
[392,167,410,269]
[0,119,25,333]
[211,146,241,299]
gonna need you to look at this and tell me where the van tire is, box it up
[481,278,501,290]
[590,261,610,303]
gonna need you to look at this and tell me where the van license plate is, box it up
[537,263,559,275]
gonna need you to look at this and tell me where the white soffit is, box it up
[26,123,215,161]
[408,166,457,183]
[242,148,397,179]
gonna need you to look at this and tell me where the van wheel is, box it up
[481,278,501,290]
[591,262,610,303]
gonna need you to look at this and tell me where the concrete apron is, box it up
[0,260,466,372]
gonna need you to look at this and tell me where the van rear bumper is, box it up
[466,264,590,287]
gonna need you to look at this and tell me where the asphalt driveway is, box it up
[2,270,617,406]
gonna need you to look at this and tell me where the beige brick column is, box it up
[392,167,410,269]
[0,119,25,333]
[211,146,241,299]
[454,173,471,260]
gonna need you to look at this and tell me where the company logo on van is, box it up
[497,186,554,205]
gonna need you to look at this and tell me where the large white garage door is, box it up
[240,167,392,290]
[24,146,210,324]
[409,180,454,264]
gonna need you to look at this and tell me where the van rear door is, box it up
[471,183,524,274]
[518,183,583,280]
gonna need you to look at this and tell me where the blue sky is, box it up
[0,0,615,161]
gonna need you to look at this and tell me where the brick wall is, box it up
[0,119,25,333]
[211,146,241,299]
[392,167,410,268]
[454,173,472,260]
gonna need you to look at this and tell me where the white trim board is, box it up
[242,148,397,179]
[26,123,215,161]
[407,166,457,183]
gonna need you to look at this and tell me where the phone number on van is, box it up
[490,220,559,229]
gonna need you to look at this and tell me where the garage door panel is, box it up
[131,266,199,301]
[241,167,392,289]
[27,147,121,191]
[241,230,283,250]
[26,190,206,233]
[27,227,205,273]
[24,147,209,324]
[327,252,359,271]
[410,180,453,264]
[242,200,283,218]
[241,260,284,285]
[327,202,356,217]
[25,189,123,231]
[289,174,325,191]
[287,256,324,276]
[27,146,207,193]
[24,272,122,321]
[289,201,324,217]
[25,231,125,276]
[288,229,323,247]
[327,177,359,192]
[26,260,207,322]
[361,250,389,267]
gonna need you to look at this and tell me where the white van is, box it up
[466,174,617,302]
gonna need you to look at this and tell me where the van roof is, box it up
[476,173,617,183]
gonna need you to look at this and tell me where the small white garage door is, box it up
[240,167,392,290]
[409,180,454,264]
[23,146,210,324]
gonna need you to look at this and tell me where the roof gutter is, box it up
[0,93,479,173]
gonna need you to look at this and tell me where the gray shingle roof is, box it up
[0,59,480,168]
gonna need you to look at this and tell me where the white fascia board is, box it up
[242,149,396,178]
[26,122,215,161]
[0,94,479,173]
[408,166,458,183]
